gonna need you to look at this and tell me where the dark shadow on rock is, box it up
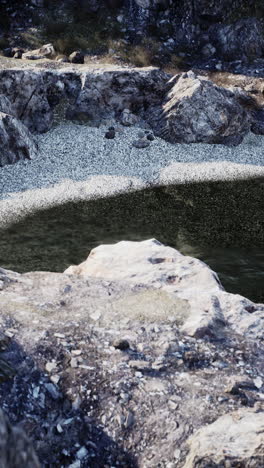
[0,328,139,467]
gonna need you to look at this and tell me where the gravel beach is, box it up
[0,122,264,227]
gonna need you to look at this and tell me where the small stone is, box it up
[70,358,79,368]
[174,449,181,460]
[112,339,130,350]
[33,386,40,399]
[72,394,82,410]
[5,328,17,338]
[56,423,63,433]
[54,333,65,338]
[105,130,115,139]
[129,360,150,370]
[45,383,61,400]
[76,446,88,460]
[71,349,82,356]
[51,375,60,384]
[254,377,263,389]
[147,133,155,141]
[45,361,57,373]
[69,461,81,468]
[132,138,150,149]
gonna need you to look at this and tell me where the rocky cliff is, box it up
[1,0,264,63]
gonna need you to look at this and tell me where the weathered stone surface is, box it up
[66,67,169,122]
[65,239,264,339]
[209,18,264,62]
[148,71,250,144]
[184,408,264,467]
[0,409,40,468]
[0,70,56,133]
[0,112,38,167]
[0,239,263,467]
[0,95,14,116]
[0,66,169,133]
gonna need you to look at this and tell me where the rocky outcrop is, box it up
[0,66,169,133]
[208,17,264,62]
[66,67,169,122]
[0,239,263,466]
[0,112,38,167]
[65,239,264,339]
[184,407,264,467]
[148,71,251,144]
[0,409,40,468]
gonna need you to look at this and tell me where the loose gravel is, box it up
[0,122,264,226]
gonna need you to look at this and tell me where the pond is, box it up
[0,177,263,302]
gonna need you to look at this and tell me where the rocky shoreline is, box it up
[0,239,263,467]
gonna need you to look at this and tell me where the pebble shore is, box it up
[0,122,264,227]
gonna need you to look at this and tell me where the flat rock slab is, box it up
[184,408,264,467]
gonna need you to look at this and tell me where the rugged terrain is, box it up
[0,239,263,467]
[0,1,264,466]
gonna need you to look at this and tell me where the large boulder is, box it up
[209,18,264,62]
[0,112,38,167]
[0,409,40,468]
[22,43,55,61]
[65,239,264,339]
[148,71,251,145]
[184,408,264,467]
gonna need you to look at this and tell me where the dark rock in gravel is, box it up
[113,338,130,350]
[146,133,155,141]
[69,51,85,64]
[105,129,116,139]
[132,138,150,148]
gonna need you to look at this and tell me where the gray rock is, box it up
[148,71,250,144]
[184,408,264,467]
[0,112,38,167]
[132,138,150,148]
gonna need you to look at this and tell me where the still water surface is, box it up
[0,179,263,302]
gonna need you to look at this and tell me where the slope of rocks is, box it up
[0,239,263,467]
